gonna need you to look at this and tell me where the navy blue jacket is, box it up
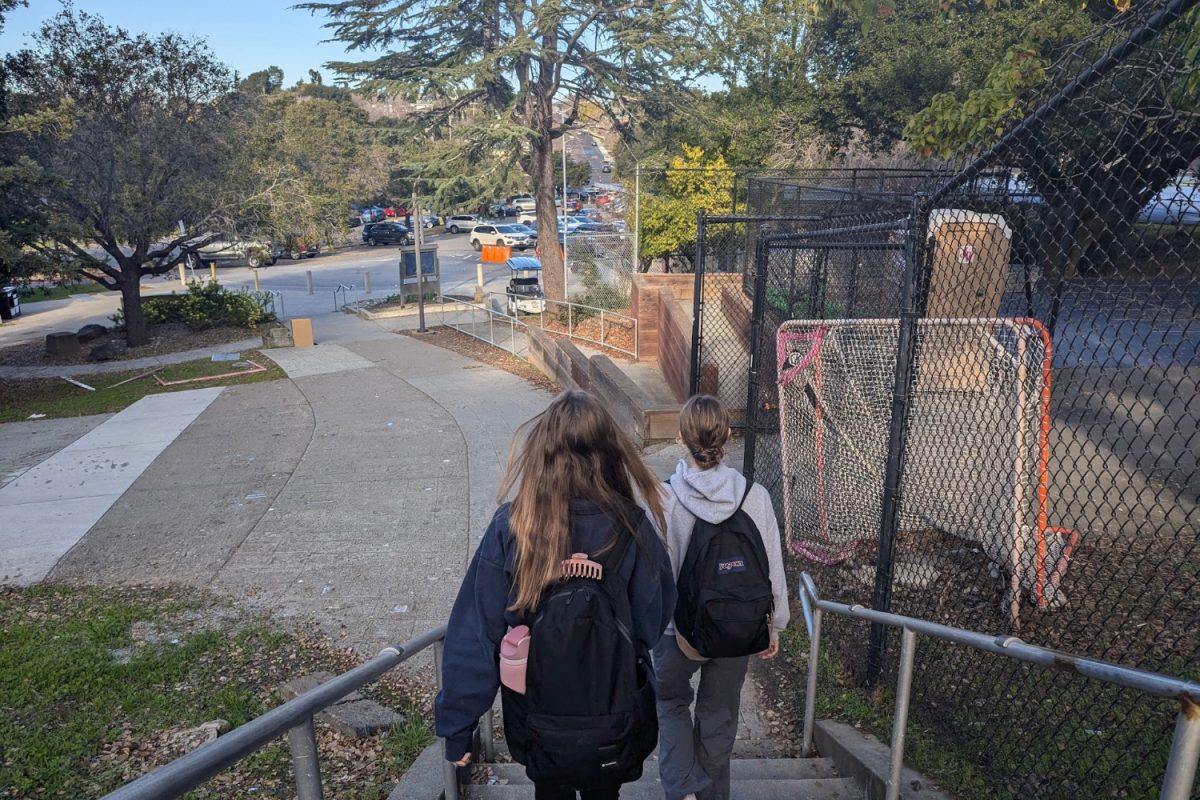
[434,499,676,761]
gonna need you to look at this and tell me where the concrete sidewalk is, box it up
[41,313,552,651]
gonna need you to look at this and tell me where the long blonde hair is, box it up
[498,390,666,613]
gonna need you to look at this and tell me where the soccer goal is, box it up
[776,318,1077,623]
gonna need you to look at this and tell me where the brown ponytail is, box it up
[679,395,730,470]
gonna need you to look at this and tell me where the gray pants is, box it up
[653,634,749,800]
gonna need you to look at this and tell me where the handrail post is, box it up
[802,605,822,757]
[434,639,460,800]
[480,706,497,763]
[288,715,324,800]
[1160,702,1200,800]
[887,628,918,800]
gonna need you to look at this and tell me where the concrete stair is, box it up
[465,757,864,799]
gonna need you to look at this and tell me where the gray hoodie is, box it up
[663,460,790,637]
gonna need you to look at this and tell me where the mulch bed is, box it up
[0,323,264,367]
[525,311,636,360]
[398,326,559,393]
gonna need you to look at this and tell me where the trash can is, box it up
[0,286,20,320]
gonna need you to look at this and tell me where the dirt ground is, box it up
[0,323,263,367]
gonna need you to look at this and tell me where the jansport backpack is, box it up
[500,536,657,786]
[674,482,774,658]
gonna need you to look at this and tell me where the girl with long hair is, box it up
[656,395,790,800]
[435,390,675,800]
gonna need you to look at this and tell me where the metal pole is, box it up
[690,208,707,392]
[886,628,918,800]
[364,271,372,295]
[306,270,314,295]
[742,230,772,479]
[634,163,641,268]
[434,640,460,800]
[866,203,923,686]
[480,707,497,763]
[414,187,428,333]
[802,607,823,757]
[288,716,324,800]
[1160,704,1200,800]
[561,130,571,296]
[209,262,217,282]
[252,269,260,293]
[600,310,606,347]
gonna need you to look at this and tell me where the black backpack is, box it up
[501,533,657,786]
[674,482,774,658]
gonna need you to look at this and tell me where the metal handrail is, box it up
[98,624,488,800]
[797,572,1200,800]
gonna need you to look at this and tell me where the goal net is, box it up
[777,318,1077,617]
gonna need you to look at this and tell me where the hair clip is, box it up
[560,553,603,581]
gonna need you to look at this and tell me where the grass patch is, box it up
[0,586,433,799]
[15,283,110,302]
[0,350,285,423]
[771,625,1001,799]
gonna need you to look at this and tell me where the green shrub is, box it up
[563,284,629,323]
[107,282,274,330]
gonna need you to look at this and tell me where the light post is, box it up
[560,113,570,292]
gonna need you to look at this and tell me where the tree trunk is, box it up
[533,136,566,301]
[120,269,150,348]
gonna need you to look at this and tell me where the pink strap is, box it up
[777,327,827,387]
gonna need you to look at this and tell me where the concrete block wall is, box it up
[526,327,678,446]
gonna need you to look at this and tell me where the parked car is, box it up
[362,222,411,246]
[470,223,536,250]
[187,236,279,268]
[511,194,536,212]
[421,215,440,229]
[601,163,612,173]
[279,235,320,259]
[445,214,481,234]
[349,215,363,228]
[516,211,537,225]
[360,207,386,223]
[384,206,410,218]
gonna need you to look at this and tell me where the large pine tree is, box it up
[300,0,709,299]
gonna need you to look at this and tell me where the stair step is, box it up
[480,757,841,786]
[465,777,860,799]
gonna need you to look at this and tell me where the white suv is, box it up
[511,194,536,212]
[471,224,536,251]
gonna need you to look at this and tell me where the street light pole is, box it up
[561,118,569,294]
[634,162,641,268]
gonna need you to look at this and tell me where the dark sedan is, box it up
[362,222,412,246]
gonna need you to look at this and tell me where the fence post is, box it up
[865,201,925,686]
[209,262,217,282]
[364,271,372,295]
[306,270,314,295]
[742,227,772,482]
[288,716,324,800]
[568,302,574,338]
[634,164,641,268]
[600,309,606,346]
[690,208,707,394]
[252,269,260,293]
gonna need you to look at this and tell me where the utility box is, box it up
[290,318,314,348]
[923,209,1013,390]
[0,286,20,320]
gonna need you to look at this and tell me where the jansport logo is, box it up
[717,558,746,574]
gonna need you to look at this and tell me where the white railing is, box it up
[437,295,638,358]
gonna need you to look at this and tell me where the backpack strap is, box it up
[735,480,754,513]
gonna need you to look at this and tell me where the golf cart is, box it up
[505,256,546,316]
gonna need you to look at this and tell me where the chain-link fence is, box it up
[564,232,635,303]
[741,2,1200,796]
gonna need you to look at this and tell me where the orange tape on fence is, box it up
[481,245,512,263]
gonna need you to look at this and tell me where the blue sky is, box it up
[0,1,360,86]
